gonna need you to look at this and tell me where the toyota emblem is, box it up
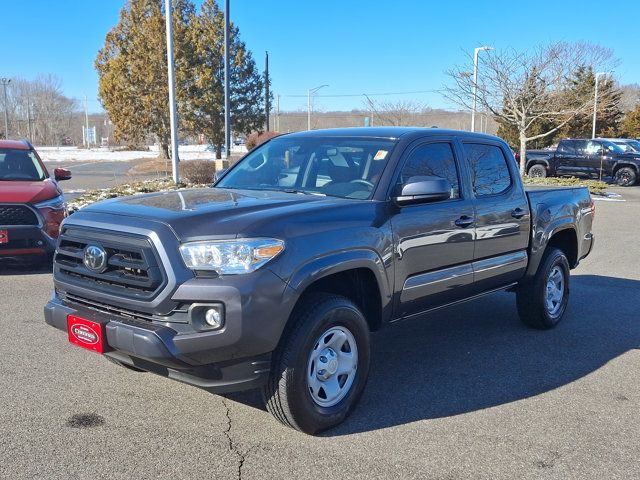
[83,245,107,272]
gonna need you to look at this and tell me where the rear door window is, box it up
[463,143,512,196]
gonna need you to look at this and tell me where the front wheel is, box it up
[614,167,637,186]
[516,248,570,329]
[262,293,370,434]
[527,164,547,178]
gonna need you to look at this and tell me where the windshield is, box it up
[600,140,626,154]
[217,136,397,199]
[0,149,46,181]
[616,140,640,153]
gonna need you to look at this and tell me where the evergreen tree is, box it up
[621,106,640,138]
[558,66,623,139]
[182,0,266,159]
[95,0,195,158]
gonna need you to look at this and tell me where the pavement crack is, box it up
[221,397,251,480]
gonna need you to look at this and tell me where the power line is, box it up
[281,89,443,98]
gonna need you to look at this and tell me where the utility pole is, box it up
[165,0,180,182]
[84,95,90,147]
[265,51,270,131]
[26,92,33,142]
[1,78,11,139]
[471,46,493,132]
[276,94,280,132]
[224,0,231,160]
[164,0,180,181]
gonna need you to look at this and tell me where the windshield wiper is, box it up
[282,189,326,196]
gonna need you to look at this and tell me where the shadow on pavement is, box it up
[225,274,640,435]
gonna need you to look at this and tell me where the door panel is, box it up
[390,140,476,318]
[462,142,530,292]
[393,200,475,316]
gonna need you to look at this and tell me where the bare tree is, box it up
[363,98,428,126]
[3,75,78,145]
[445,42,616,174]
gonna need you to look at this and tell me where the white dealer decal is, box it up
[70,324,99,345]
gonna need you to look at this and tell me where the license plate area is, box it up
[0,229,8,244]
[67,315,109,353]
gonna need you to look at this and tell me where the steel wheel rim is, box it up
[617,171,631,185]
[306,326,358,408]
[531,168,544,178]
[545,266,565,317]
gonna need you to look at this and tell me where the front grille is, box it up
[61,292,188,323]
[0,204,39,226]
[54,226,166,300]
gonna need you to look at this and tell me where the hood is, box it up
[81,188,369,240]
[0,178,60,204]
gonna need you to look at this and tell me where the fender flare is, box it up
[284,248,393,321]
[525,218,577,279]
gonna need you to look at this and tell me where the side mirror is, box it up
[54,168,72,181]
[212,168,228,184]
[394,176,451,206]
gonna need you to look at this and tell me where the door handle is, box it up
[511,208,526,219]
[454,215,474,228]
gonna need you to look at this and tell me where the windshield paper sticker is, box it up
[374,150,388,161]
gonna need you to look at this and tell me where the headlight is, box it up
[35,194,66,211]
[179,238,284,274]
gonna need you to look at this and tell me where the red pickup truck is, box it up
[0,140,71,263]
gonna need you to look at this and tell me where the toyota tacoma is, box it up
[44,128,594,434]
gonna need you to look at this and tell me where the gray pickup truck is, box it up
[44,128,594,434]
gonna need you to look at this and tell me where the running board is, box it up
[390,282,518,324]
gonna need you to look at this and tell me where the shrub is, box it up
[180,160,216,184]
[246,131,279,150]
[522,176,608,195]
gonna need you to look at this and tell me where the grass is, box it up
[522,176,609,195]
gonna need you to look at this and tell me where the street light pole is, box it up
[165,0,180,183]
[224,0,231,160]
[471,46,493,132]
[307,84,328,130]
[1,78,11,139]
[592,72,607,139]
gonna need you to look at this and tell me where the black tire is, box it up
[527,164,547,178]
[516,247,570,329]
[262,293,370,434]
[614,167,637,186]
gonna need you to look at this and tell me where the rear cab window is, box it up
[463,143,512,196]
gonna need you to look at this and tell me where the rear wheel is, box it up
[527,164,547,178]
[614,167,637,186]
[516,248,570,329]
[262,293,370,434]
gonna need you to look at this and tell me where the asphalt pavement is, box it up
[0,188,638,480]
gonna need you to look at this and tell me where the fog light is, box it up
[205,307,223,328]
[189,303,225,331]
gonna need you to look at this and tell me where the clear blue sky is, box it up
[1,0,638,113]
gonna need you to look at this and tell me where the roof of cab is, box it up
[0,139,31,150]
[280,126,499,141]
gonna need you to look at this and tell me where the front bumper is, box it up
[0,225,56,257]
[45,270,298,393]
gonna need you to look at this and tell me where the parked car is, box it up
[525,138,640,186]
[0,140,71,263]
[205,144,225,152]
[597,137,640,154]
[44,128,594,434]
